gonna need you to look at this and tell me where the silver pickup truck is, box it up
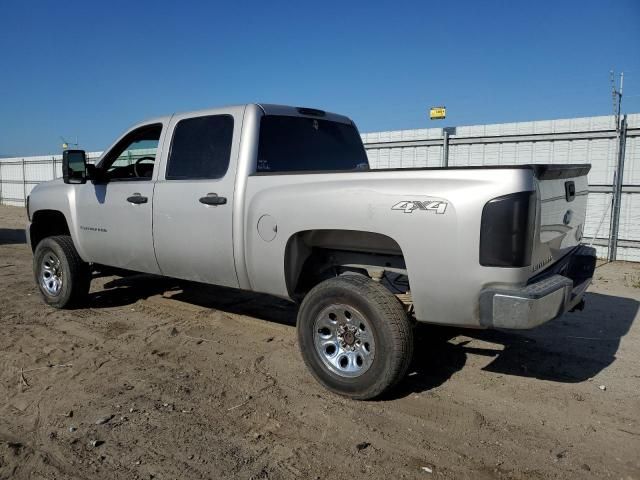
[26,104,596,399]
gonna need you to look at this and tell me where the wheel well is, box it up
[30,210,71,251]
[284,230,409,301]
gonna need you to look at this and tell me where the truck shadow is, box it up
[87,276,637,399]
[88,273,298,326]
[384,325,468,399]
[0,229,26,245]
[392,291,638,398]
[171,282,298,325]
[469,291,638,382]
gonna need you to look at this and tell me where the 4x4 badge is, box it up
[391,200,447,214]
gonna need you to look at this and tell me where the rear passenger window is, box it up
[257,115,369,173]
[166,115,234,180]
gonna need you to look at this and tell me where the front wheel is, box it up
[297,274,413,400]
[33,235,91,308]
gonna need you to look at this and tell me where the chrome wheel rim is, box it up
[313,304,375,378]
[40,252,63,296]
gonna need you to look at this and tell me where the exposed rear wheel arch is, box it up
[284,229,409,301]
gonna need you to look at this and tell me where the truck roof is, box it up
[133,104,353,130]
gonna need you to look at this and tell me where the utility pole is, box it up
[611,71,624,128]
[608,71,625,262]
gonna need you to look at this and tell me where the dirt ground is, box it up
[0,205,638,480]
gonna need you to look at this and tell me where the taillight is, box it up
[480,191,535,267]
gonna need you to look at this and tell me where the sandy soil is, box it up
[0,204,638,480]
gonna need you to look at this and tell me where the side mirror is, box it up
[62,149,87,184]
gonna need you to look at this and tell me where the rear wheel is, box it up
[297,274,413,400]
[33,235,90,308]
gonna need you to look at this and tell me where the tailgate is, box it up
[531,164,591,270]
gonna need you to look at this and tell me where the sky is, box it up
[0,0,639,156]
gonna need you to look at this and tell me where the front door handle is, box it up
[199,193,227,206]
[127,194,148,204]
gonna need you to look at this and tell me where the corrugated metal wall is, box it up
[1,113,639,260]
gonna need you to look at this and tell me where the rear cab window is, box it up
[256,115,369,173]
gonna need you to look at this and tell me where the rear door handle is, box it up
[199,193,227,206]
[127,194,148,204]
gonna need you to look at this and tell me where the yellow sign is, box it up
[430,106,446,120]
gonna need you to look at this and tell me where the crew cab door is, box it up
[152,108,242,287]
[74,123,166,274]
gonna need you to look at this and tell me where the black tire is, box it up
[297,274,413,400]
[33,235,91,308]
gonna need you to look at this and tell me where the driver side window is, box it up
[101,124,162,181]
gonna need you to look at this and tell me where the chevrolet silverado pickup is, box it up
[26,104,596,399]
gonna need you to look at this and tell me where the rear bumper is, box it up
[479,245,596,329]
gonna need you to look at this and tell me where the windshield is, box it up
[257,115,369,173]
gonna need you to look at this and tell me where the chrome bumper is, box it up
[479,245,597,329]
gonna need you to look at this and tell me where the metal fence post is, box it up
[0,160,3,205]
[608,114,628,262]
[441,129,449,167]
[442,127,455,167]
[52,156,57,180]
[22,158,27,206]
